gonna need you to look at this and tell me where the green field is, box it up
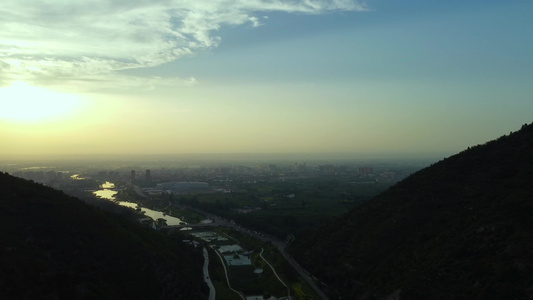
[197,227,318,299]
[177,178,390,239]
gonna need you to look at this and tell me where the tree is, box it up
[156,218,167,227]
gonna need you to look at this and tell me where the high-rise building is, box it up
[130,170,136,181]
[359,167,373,178]
[145,169,151,182]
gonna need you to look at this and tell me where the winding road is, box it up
[184,206,330,300]
[202,247,216,300]
[260,248,290,299]
[210,245,246,300]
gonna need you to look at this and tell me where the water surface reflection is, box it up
[93,182,185,226]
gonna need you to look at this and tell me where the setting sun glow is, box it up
[0,82,83,122]
[0,1,532,159]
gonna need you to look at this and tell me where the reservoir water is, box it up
[93,182,186,226]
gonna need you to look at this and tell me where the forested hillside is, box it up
[0,172,207,299]
[290,123,533,299]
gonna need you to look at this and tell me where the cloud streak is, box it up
[0,0,367,90]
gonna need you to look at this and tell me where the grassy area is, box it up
[178,179,390,239]
[192,227,319,299]
[207,247,238,300]
[293,283,316,300]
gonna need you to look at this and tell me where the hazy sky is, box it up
[1,0,532,159]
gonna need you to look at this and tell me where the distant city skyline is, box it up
[1,1,532,159]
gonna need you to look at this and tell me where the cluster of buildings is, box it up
[153,181,210,194]
[190,231,252,267]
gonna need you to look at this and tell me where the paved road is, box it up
[210,245,246,300]
[260,248,290,299]
[275,246,329,300]
[183,206,329,300]
[202,248,216,300]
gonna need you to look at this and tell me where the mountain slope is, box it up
[0,172,207,299]
[290,123,533,299]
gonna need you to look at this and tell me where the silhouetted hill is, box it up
[290,123,533,299]
[0,173,207,299]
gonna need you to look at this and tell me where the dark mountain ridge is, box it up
[290,123,533,299]
[0,173,207,299]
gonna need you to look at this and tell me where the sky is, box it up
[1,0,532,160]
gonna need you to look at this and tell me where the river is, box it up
[93,182,186,226]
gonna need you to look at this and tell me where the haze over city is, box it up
[1,0,532,160]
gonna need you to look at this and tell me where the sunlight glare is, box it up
[0,81,83,122]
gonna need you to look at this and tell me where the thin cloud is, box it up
[249,17,262,27]
[0,0,367,90]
